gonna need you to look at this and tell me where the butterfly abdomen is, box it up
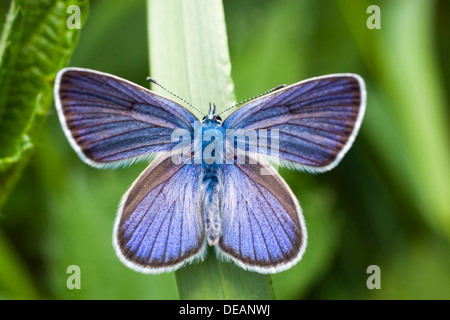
[200,163,223,246]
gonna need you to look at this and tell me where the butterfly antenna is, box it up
[217,84,286,116]
[146,77,205,116]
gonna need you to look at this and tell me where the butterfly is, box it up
[54,68,366,274]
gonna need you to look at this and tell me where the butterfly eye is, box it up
[202,116,207,121]
[215,115,222,122]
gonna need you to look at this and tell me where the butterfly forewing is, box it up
[223,74,366,172]
[114,154,205,273]
[54,68,197,168]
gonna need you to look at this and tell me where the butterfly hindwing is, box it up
[54,68,197,168]
[113,154,205,273]
[217,154,307,273]
[223,74,366,172]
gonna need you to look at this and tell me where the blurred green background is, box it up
[1,0,449,299]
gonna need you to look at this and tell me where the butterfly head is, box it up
[202,103,222,126]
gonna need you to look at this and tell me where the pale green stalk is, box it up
[147,0,275,299]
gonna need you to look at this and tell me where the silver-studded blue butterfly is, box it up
[54,68,366,274]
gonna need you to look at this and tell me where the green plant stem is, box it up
[147,0,275,299]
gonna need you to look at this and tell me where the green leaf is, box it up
[338,0,450,238]
[148,0,275,299]
[0,0,89,208]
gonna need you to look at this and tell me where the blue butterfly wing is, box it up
[223,74,366,172]
[54,68,197,168]
[114,154,205,273]
[217,154,307,273]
